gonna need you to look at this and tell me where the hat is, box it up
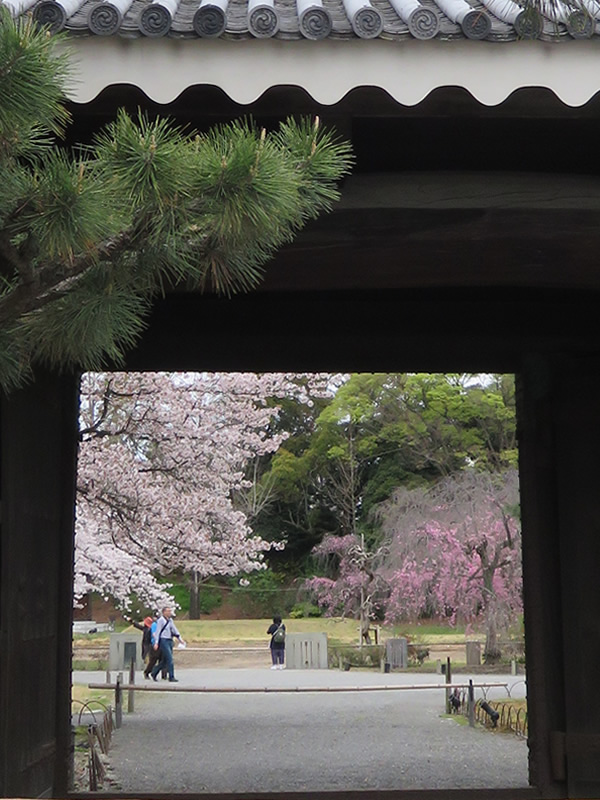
[144,616,153,626]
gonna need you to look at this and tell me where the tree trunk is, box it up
[361,620,372,645]
[189,571,201,620]
[484,614,502,663]
[359,600,371,646]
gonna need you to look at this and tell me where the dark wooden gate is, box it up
[0,372,79,797]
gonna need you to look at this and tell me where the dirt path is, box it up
[97,668,529,794]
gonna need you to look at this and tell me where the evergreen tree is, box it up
[258,373,516,563]
[0,14,352,391]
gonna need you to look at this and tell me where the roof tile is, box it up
[13,0,597,40]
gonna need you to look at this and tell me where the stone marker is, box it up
[466,641,482,666]
[109,633,144,670]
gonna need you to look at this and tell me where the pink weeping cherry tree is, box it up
[307,469,521,662]
[381,469,522,662]
[305,534,389,645]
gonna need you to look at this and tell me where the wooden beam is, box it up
[125,287,600,374]
[260,207,600,292]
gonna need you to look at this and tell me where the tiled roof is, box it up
[3,0,597,41]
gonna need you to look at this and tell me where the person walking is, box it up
[267,615,286,669]
[151,606,185,683]
[143,614,167,680]
[132,616,154,675]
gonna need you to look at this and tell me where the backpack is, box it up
[272,624,285,645]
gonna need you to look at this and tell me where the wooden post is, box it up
[128,658,135,713]
[87,729,97,792]
[115,673,122,729]
[445,657,452,713]
[468,678,475,728]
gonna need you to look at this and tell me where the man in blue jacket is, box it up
[151,606,186,683]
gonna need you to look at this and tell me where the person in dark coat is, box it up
[134,614,167,680]
[132,616,163,678]
[132,616,153,658]
[138,616,154,659]
[267,615,286,669]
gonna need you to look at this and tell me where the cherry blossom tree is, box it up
[306,470,521,662]
[75,371,330,614]
[379,469,522,661]
[305,534,388,644]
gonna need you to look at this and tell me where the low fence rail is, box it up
[88,674,510,736]
[89,680,510,695]
[71,700,115,791]
[446,679,527,738]
[475,699,528,737]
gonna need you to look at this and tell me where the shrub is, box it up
[196,585,223,614]
[328,644,384,669]
[289,602,322,619]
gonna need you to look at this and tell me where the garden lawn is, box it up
[154,618,363,645]
[74,618,512,648]
[71,685,113,713]
[116,618,474,646]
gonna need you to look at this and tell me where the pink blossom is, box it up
[76,371,333,610]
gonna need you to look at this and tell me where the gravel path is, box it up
[76,668,529,793]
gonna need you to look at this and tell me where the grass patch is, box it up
[162,618,477,645]
[391,623,468,640]
[474,698,528,735]
[73,617,521,651]
[71,685,113,715]
[72,624,129,646]
[72,659,108,670]
[149,617,364,644]
[495,698,527,711]
[441,713,470,726]
[329,644,385,669]
[73,633,112,646]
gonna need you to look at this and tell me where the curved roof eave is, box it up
[60,36,600,106]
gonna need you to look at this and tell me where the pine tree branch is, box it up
[0,228,133,326]
[0,231,30,280]
[0,13,353,392]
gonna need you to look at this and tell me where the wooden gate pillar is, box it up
[0,372,79,798]
[517,358,566,796]
[551,357,600,797]
[519,356,600,798]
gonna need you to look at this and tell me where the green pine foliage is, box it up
[0,12,70,141]
[0,15,353,392]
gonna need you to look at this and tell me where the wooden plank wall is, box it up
[0,373,79,797]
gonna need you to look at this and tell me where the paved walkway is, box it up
[75,668,529,793]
